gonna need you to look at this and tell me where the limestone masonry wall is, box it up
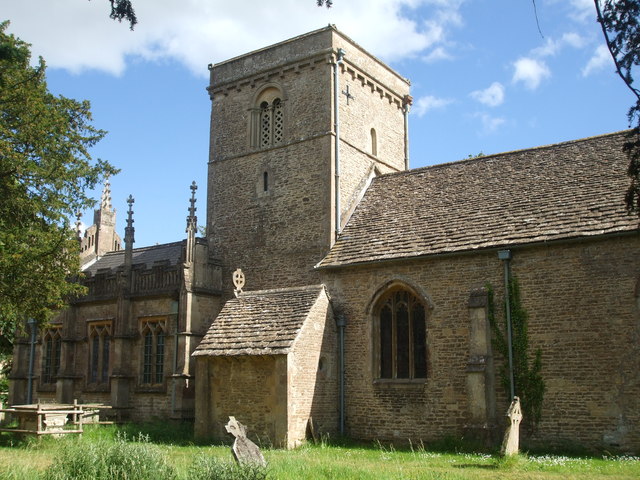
[288,290,338,446]
[321,234,640,452]
[205,355,288,446]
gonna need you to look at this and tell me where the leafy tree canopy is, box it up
[0,22,116,353]
[595,0,640,214]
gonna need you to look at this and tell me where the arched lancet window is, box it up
[41,328,62,384]
[370,128,377,156]
[140,318,166,385]
[251,86,284,149]
[88,322,111,384]
[375,288,427,380]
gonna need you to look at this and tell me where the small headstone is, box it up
[500,396,523,456]
[225,416,267,467]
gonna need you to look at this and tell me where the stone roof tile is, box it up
[193,285,326,357]
[82,241,184,275]
[319,131,639,268]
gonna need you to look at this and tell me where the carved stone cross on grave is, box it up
[225,416,267,467]
[500,396,523,456]
[342,84,355,105]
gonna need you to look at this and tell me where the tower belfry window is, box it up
[251,86,284,149]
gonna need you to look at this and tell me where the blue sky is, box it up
[3,0,633,247]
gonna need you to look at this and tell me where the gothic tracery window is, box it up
[88,322,111,385]
[140,318,166,385]
[41,327,62,384]
[376,288,427,380]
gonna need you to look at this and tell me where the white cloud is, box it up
[567,0,595,22]
[582,44,613,76]
[470,82,505,107]
[562,32,586,49]
[423,46,452,63]
[512,57,551,90]
[473,113,506,134]
[2,0,467,77]
[412,95,453,117]
[532,32,586,57]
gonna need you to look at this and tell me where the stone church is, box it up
[9,26,640,452]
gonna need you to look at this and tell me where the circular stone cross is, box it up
[232,268,245,291]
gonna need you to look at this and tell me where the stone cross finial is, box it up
[186,181,198,233]
[124,194,135,247]
[233,269,245,298]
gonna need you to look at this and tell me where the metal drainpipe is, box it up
[336,314,346,435]
[403,97,411,170]
[498,249,515,400]
[26,318,38,404]
[171,300,180,415]
[334,48,345,240]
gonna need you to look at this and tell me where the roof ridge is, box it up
[100,240,185,257]
[238,284,325,297]
[378,129,633,180]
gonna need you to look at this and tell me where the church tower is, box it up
[79,178,122,268]
[206,26,411,293]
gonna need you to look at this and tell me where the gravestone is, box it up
[225,416,267,467]
[500,396,523,456]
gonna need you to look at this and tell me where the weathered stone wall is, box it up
[288,290,338,446]
[321,234,640,453]
[209,137,333,294]
[207,26,409,296]
[198,355,289,446]
[9,286,216,421]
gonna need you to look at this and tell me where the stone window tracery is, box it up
[375,288,427,380]
[41,327,62,385]
[88,322,111,385]
[251,86,284,149]
[140,318,166,385]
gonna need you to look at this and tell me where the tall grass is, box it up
[0,424,638,479]
[43,432,175,480]
[187,455,267,480]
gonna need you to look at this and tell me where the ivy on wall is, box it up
[487,277,545,431]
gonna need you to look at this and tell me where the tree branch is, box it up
[594,0,640,106]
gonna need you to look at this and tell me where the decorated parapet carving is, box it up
[79,264,181,301]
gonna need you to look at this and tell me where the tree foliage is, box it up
[488,279,545,431]
[107,0,137,30]
[105,1,331,29]
[0,22,116,352]
[594,0,640,214]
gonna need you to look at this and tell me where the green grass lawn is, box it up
[0,424,637,479]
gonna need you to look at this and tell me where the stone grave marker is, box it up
[225,416,267,467]
[500,396,523,456]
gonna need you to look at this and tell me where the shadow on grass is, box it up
[453,464,498,469]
